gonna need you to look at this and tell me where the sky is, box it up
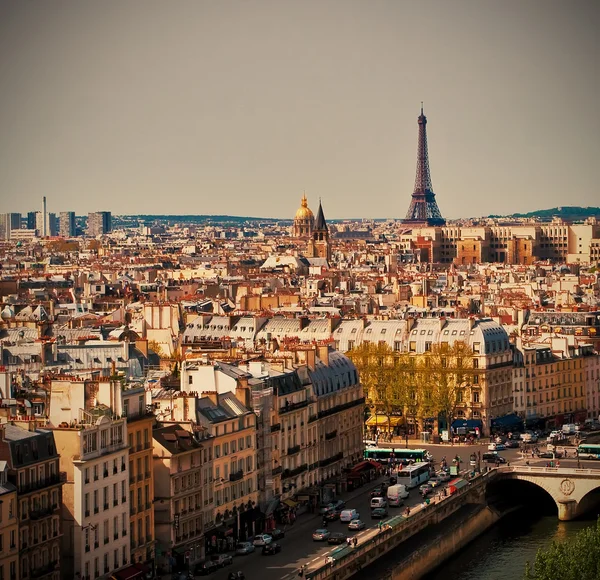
[0,0,598,220]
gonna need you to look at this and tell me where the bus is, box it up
[577,444,600,460]
[395,462,431,489]
[364,447,432,464]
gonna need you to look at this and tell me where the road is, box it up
[201,440,594,580]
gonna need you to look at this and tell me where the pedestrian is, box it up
[347,537,352,547]
[298,567,304,578]
[353,536,358,548]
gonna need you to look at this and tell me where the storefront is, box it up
[110,563,151,580]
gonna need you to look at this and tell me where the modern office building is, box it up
[87,212,112,236]
[59,212,76,238]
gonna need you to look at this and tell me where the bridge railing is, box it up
[497,465,600,476]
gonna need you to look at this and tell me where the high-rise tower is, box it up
[403,106,445,226]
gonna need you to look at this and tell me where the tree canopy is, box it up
[524,519,600,580]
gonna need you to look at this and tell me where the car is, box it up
[262,542,282,555]
[488,442,506,451]
[371,507,388,519]
[428,476,444,487]
[327,532,347,545]
[505,440,520,449]
[324,509,341,522]
[194,560,219,575]
[253,534,272,546]
[312,529,331,541]
[435,471,451,482]
[210,554,233,568]
[339,509,359,522]
[370,486,385,498]
[269,528,286,540]
[482,453,507,464]
[539,452,561,459]
[329,499,345,511]
[348,519,366,530]
[235,542,255,555]
[370,497,387,509]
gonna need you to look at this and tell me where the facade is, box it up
[48,379,130,580]
[196,392,257,542]
[0,213,21,240]
[35,212,57,238]
[0,457,18,580]
[292,194,314,239]
[123,386,155,568]
[59,211,76,238]
[87,212,112,237]
[153,425,212,574]
[0,423,62,580]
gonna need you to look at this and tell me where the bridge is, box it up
[493,465,600,521]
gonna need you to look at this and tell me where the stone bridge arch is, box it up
[493,466,600,520]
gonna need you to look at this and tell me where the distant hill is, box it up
[488,206,600,221]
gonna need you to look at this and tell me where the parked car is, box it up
[253,534,272,546]
[262,542,282,555]
[235,542,255,555]
[194,560,219,575]
[348,519,366,530]
[339,509,360,522]
[312,529,331,541]
[210,554,233,568]
[270,528,286,540]
[371,507,388,519]
[327,532,347,545]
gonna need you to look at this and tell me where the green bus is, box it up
[364,447,432,464]
[577,444,600,460]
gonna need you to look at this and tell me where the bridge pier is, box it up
[557,500,578,521]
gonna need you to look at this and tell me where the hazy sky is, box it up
[0,0,598,220]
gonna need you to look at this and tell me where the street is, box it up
[196,440,594,580]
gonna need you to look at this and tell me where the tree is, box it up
[524,518,600,580]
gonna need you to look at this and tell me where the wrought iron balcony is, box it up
[325,430,337,440]
[287,445,301,455]
[229,469,244,482]
[279,400,308,414]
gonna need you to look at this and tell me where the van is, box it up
[370,497,387,509]
[340,509,359,522]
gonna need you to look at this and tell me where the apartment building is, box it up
[87,212,112,237]
[48,378,130,580]
[0,423,62,580]
[196,392,258,542]
[513,338,590,427]
[0,462,18,580]
[153,425,212,573]
[583,346,600,421]
[122,385,155,567]
[59,211,76,238]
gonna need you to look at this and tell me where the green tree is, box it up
[524,519,600,580]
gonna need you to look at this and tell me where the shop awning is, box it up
[283,498,298,508]
[448,478,469,490]
[350,459,382,472]
[451,419,482,429]
[264,498,280,517]
[366,415,403,427]
[491,414,523,428]
[110,565,145,580]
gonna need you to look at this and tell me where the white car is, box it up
[252,534,272,546]
[340,509,360,522]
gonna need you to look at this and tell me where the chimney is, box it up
[305,348,316,371]
[316,344,329,366]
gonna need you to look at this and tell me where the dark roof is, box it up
[153,424,203,455]
[1,425,59,468]
[313,201,328,232]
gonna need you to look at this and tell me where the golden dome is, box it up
[294,194,314,221]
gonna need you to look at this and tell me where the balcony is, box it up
[31,561,57,577]
[282,464,308,479]
[229,470,244,482]
[145,471,151,479]
[319,452,343,468]
[279,400,309,415]
[270,423,281,433]
[308,414,318,423]
[272,466,283,476]
[17,474,62,495]
[94,507,99,514]
[104,503,109,511]
[317,397,365,420]
[103,470,109,478]
[287,445,301,456]
[325,430,337,441]
[130,506,136,516]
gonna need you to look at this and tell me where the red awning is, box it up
[110,565,144,580]
[350,459,382,472]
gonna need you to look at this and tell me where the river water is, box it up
[423,508,597,580]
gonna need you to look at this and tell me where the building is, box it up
[59,212,76,238]
[292,194,314,239]
[26,211,37,230]
[153,425,211,574]
[196,391,258,546]
[403,106,445,227]
[0,423,62,580]
[0,213,21,240]
[0,459,18,580]
[122,385,156,569]
[35,212,57,237]
[87,212,112,237]
[48,379,130,580]
[306,200,331,262]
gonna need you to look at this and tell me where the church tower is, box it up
[307,200,331,262]
[292,193,314,238]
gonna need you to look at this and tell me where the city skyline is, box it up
[0,0,598,219]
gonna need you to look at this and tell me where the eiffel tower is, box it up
[403,105,446,226]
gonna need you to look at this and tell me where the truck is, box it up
[386,484,409,506]
[562,424,577,435]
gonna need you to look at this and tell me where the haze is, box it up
[0,0,598,219]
